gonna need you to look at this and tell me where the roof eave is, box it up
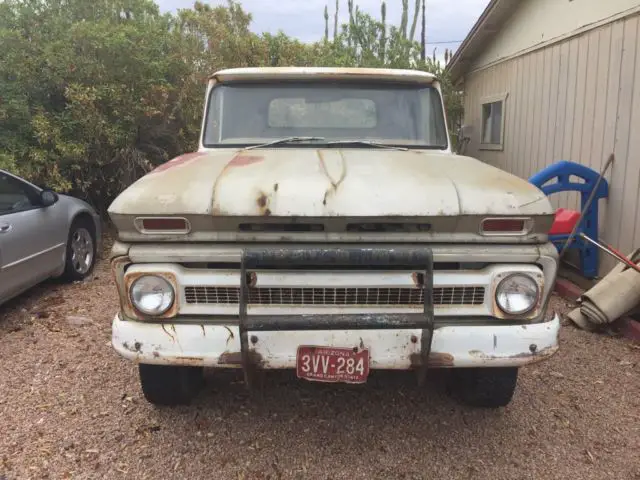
[446,0,521,84]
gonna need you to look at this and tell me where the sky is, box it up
[156,0,490,59]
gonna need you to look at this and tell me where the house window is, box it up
[480,93,507,150]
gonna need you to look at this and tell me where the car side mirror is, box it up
[40,189,59,207]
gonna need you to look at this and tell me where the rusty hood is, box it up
[108,148,553,219]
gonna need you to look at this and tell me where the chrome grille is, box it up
[183,286,485,306]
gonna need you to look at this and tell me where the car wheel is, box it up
[448,367,518,408]
[138,364,204,406]
[62,218,96,282]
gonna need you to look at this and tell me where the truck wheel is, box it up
[138,364,204,406]
[449,367,518,408]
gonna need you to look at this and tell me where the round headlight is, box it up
[495,273,539,315]
[130,275,175,316]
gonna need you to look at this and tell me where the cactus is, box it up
[333,0,338,40]
[400,0,408,39]
[324,5,329,42]
[420,0,426,61]
[409,0,420,41]
[380,1,386,61]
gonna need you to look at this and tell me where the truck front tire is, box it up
[138,364,204,406]
[449,367,518,408]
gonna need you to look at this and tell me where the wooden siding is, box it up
[462,13,640,274]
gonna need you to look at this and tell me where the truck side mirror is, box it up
[455,125,472,155]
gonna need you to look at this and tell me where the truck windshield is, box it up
[203,82,448,149]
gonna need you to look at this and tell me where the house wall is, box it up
[473,0,640,71]
[462,12,640,273]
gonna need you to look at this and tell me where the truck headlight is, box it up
[129,275,175,316]
[495,273,539,315]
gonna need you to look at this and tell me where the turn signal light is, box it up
[135,217,190,233]
[480,218,530,235]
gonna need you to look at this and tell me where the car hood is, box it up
[108,148,553,218]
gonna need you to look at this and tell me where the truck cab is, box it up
[108,67,560,408]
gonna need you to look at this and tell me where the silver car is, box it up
[0,169,102,305]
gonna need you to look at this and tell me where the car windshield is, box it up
[203,81,448,149]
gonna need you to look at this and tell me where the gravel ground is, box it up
[1,246,639,480]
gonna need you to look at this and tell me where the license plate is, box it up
[296,346,370,384]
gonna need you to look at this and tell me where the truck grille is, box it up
[183,286,485,306]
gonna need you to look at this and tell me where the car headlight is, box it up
[130,275,175,316]
[495,273,540,315]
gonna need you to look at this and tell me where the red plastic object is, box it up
[549,208,580,235]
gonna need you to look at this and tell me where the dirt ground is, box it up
[1,245,639,480]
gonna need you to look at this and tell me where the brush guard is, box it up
[239,246,435,388]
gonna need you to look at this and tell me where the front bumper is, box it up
[112,313,560,369]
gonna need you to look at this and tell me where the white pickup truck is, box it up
[108,67,560,408]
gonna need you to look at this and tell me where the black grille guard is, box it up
[239,247,435,388]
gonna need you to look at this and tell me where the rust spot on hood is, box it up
[256,192,272,216]
[150,152,206,174]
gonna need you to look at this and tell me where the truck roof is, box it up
[209,67,437,84]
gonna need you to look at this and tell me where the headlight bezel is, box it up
[128,274,176,317]
[494,272,541,316]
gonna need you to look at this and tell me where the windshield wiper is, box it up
[244,136,325,150]
[325,140,409,151]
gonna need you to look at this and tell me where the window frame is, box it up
[479,93,508,151]
[0,171,43,217]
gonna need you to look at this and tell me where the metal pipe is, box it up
[578,233,640,274]
[559,153,614,259]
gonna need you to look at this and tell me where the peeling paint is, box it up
[218,350,263,366]
[224,326,235,346]
[317,149,347,204]
[175,356,204,363]
[468,345,558,362]
[410,352,455,367]
[161,324,175,342]
[122,341,142,353]
[149,152,206,175]
[110,149,556,228]
[228,154,264,167]
[218,351,242,365]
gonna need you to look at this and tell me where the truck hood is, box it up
[108,148,552,218]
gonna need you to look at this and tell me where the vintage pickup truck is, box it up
[108,67,560,408]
